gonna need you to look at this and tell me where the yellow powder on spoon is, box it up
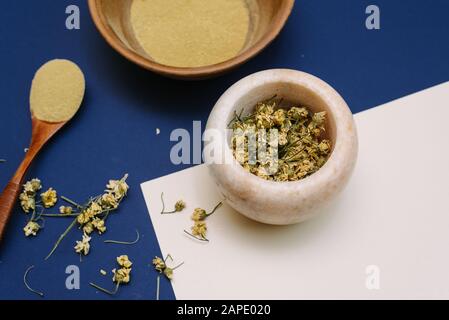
[130,0,250,68]
[30,59,85,123]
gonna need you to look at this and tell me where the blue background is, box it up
[0,0,448,300]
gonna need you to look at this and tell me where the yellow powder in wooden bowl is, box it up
[130,0,250,68]
[30,59,85,123]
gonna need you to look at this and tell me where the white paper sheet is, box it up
[141,82,449,299]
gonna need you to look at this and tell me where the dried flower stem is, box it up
[160,192,186,214]
[104,229,140,245]
[40,213,80,217]
[183,230,209,242]
[45,217,78,260]
[61,196,83,210]
[23,266,44,297]
[156,275,160,300]
[160,192,166,213]
[160,192,176,214]
[206,201,222,217]
[90,281,121,295]
[171,261,185,271]
[283,146,305,162]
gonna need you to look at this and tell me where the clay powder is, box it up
[130,0,250,68]
[30,59,85,123]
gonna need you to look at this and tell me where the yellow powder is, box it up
[30,59,85,123]
[130,0,250,68]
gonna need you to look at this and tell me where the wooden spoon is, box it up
[0,59,85,241]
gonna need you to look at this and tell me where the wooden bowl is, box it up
[88,0,295,80]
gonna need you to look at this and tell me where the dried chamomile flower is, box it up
[152,256,166,273]
[163,267,173,280]
[272,109,286,126]
[112,267,132,284]
[89,202,102,215]
[191,221,207,239]
[59,206,73,215]
[288,106,308,120]
[77,212,90,225]
[45,174,129,261]
[23,221,41,237]
[19,193,35,213]
[191,208,207,222]
[90,255,133,295]
[92,218,106,234]
[160,192,186,214]
[117,255,133,268]
[184,202,222,242]
[318,140,331,154]
[40,188,57,208]
[152,255,183,281]
[106,175,129,200]
[83,222,94,235]
[19,178,42,213]
[175,200,186,212]
[74,233,91,256]
[101,193,118,209]
[229,98,332,182]
[23,179,42,195]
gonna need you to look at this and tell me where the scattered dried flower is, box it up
[191,208,207,221]
[45,174,129,260]
[92,217,106,234]
[59,206,73,215]
[112,267,132,284]
[106,175,129,200]
[175,200,186,212]
[82,222,94,235]
[184,202,222,242]
[40,188,57,208]
[160,192,186,214]
[117,255,133,268]
[19,178,42,213]
[163,267,173,280]
[152,254,183,280]
[191,221,207,239]
[19,193,35,213]
[90,255,133,295]
[23,221,41,237]
[74,233,91,256]
[23,179,42,195]
[101,193,118,209]
[152,256,166,273]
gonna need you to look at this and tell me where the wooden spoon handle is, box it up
[0,148,40,242]
[0,119,64,242]
[0,181,22,241]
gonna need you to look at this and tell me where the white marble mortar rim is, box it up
[205,68,357,196]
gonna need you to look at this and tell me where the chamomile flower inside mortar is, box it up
[228,97,332,181]
[205,69,358,225]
